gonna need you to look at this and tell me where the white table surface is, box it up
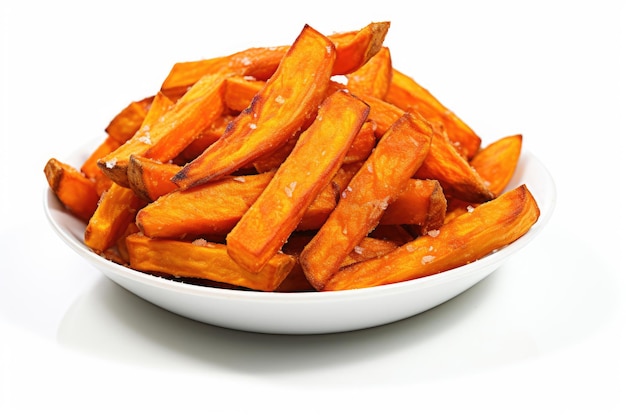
[2,1,624,415]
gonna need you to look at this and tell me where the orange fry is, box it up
[127,155,180,202]
[104,96,153,144]
[386,68,481,159]
[346,46,392,99]
[172,24,336,189]
[323,185,540,291]
[44,158,100,222]
[84,183,145,253]
[125,233,296,292]
[136,173,274,239]
[470,134,523,196]
[226,90,370,273]
[300,112,433,290]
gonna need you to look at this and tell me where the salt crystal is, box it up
[275,95,285,104]
[233,176,246,183]
[367,163,373,173]
[406,244,416,253]
[192,238,208,246]
[421,255,436,265]
[105,158,117,169]
[467,205,475,213]
[353,246,364,255]
[427,229,440,238]
[284,181,297,197]
[249,123,257,130]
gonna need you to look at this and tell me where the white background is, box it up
[1,0,624,415]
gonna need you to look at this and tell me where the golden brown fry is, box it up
[386,68,481,159]
[125,233,296,292]
[84,183,145,253]
[172,25,336,189]
[323,185,540,291]
[331,21,390,75]
[226,90,370,273]
[470,134,523,196]
[300,112,433,290]
[44,158,100,222]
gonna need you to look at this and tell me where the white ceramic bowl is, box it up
[44,143,556,334]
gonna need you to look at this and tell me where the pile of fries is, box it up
[44,22,540,292]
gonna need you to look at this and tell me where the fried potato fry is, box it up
[44,158,100,222]
[84,183,145,253]
[125,233,296,292]
[323,185,540,291]
[226,90,370,273]
[172,25,336,189]
[300,112,433,290]
[386,69,481,159]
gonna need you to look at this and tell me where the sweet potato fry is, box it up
[172,25,336,189]
[104,96,153,144]
[160,46,289,100]
[125,233,296,292]
[323,185,540,291]
[300,112,433,290]
[224,76,265,112]
[415,128,495,203]
[44,158,100,222]
[98,92,175,187]
[379,179,446,234]
[159,21,389,99]
[226,90,370,273]
[127,155,180,202]
[470,134,523,196]
[179,113,235,161]
[330,21,390,75]
[136,173,274,239]
[346,46,392,99]
[84,183,145,253]
[80,136,117,195]
[386,68,481,159]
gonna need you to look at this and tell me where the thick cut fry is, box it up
[415,128,495,203]
[159,22,389,99]
[127,155,180,202]
[125,234,296,292]
[136,173,274,239]
[84,183,144,253]
[179,113,235,161]
[104,96,153,144]
[80,136,118,195]
[224,76,266,112]
[379,179,446,234]
[172,25,336,189]
[346,46,392,99]
[226,90,370,273]
[98,92,175,187]
[300,112,433,290]
[470,134,523,196]
[386,69,481,159]
[323,185,540,291]
[44,158,100,222]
